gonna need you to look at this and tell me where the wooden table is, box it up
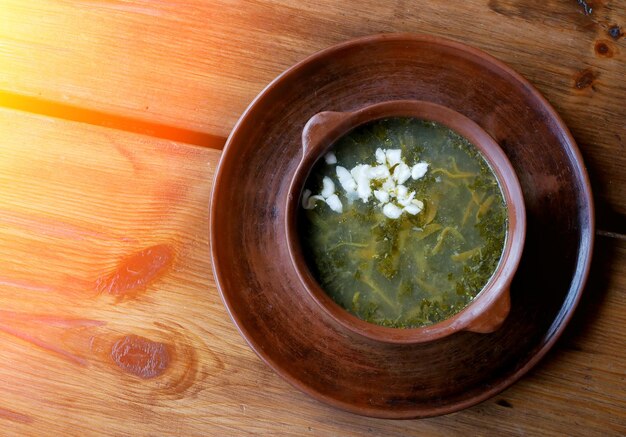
[0,1,624,435]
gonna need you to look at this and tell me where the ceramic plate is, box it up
[210,34,594,419]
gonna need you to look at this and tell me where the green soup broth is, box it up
[299,117,508,328]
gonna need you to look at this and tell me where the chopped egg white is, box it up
[396,184,408,198]
[357,183,372,202]
[375,148,386,164]
[336,166,357,193]
[373,190,390,204]
[383,177,396,191]
[351,164,373,202]
[393,162,412,184]
[324,151,337,165]
[385,149,402,167]
[368,165,390,180]
[302,189,325,209]
[321,176,335,198]
[302,178,344,212]
[397,190,416,207]
[382,203,403,219]
[411,162,429,180]
[403,200,424,215]
[403,204,421,215]
[303,148,429,219]
[325,194,343,213]
[350,164,370,182]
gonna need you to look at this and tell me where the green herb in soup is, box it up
[299,118,508,328]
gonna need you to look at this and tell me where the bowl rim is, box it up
[285,99,527,344]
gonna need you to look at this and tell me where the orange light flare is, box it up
[0,0,227,148]
[0,1,216,425]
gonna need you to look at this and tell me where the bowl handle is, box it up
[301,111,353,159]
[464,288,511,333]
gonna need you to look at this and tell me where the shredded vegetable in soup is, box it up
[299,118,507,328]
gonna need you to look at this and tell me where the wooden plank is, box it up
[0,0,624,227]
[0,107,624,435]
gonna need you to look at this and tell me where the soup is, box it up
[299,117,508,328]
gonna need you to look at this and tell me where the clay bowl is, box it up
[285,100,526,344]
[210,33,594,419]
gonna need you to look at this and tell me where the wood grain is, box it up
[0,108,624,436]
[0,0,624,230]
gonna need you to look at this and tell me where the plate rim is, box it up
[210,33,595,419]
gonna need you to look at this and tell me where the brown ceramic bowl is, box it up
[285,100,526,344]
[210,33,594,419]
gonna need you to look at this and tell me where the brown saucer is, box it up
[210,34,594,419]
